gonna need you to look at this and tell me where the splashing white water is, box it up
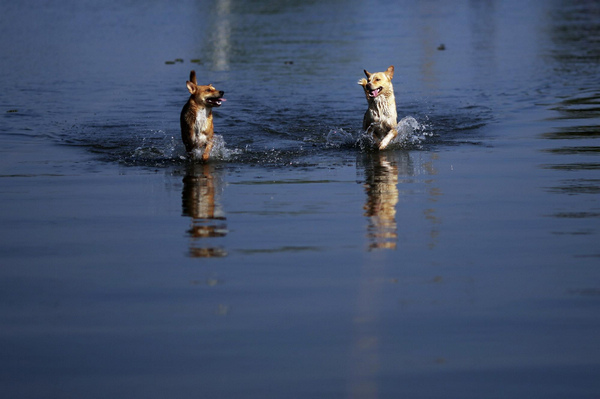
[325,128,357,148]
[131,131,179,160]
[395,116,432,146]
[187,134,241,162]
[129,131,239,164]
[326,116,431,150]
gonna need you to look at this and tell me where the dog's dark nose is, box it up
[219,91,224,96]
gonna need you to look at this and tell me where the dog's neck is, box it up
[369,90,396,117]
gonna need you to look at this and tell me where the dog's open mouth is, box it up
[206,97,226,107]
[368,87,382,98]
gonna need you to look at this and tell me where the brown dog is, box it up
[180,70,226,161]
[358,65,398,150]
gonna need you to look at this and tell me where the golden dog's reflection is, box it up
[351,152,442,397]
[182,163,227,258]
[362,152,400,250]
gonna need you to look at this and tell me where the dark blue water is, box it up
[1,1,599,398]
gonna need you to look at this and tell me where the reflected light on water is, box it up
[211,0,232,71]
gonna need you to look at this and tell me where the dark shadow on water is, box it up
[181,163,228,258]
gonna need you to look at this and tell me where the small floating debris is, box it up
[190,58,203,64]
[284,60,294,65]
[437,43,446,51]
[165,58,185,65]
[6,109,18,113]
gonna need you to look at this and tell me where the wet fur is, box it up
[180,70,225,161]
[358,65,398,150]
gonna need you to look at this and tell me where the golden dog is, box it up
[358,65,398,150]
[180,70,226,161]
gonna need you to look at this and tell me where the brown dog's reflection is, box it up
[362,152,401,250]
[182,163,227,258]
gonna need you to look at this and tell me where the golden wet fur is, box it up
[358,65,398,150]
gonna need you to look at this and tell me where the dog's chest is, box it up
[193,109,211,143]
[368,97,394,120]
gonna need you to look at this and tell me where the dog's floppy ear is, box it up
[363,69,372,79]
[385,65,394,80]
[358,78,367,87]
[186,81,196,94]
[189,70,198,85]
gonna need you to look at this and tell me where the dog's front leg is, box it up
[201,140,213,162]
[378,129,398,150]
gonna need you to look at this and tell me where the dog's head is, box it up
[358,65,394,100]
[186,70,226,107]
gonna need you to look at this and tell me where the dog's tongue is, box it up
[218,98,226,102]
[370,88,381,98]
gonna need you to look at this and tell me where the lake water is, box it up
[1,0,599,398]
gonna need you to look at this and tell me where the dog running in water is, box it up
[358,65,398,150]
[180,70,226,161]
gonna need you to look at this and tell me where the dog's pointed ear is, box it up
[358,78,367,87]
[186,81,196,94]
[189,70,197,85]
[363,69,371,79]
[385,65,394,80]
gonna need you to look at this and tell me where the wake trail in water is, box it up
[68,114,434,168]
[127,133,241,166]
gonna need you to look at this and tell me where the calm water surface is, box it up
[1,1,599,398]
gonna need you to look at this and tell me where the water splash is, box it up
[206,135,243,161]
[70,115,431,169]
[325,128,357,149]
[131,131,179,161]
[129,133,241,165]
[326,116,431,151]
[395,116,432,146]
[187,134,231,162]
